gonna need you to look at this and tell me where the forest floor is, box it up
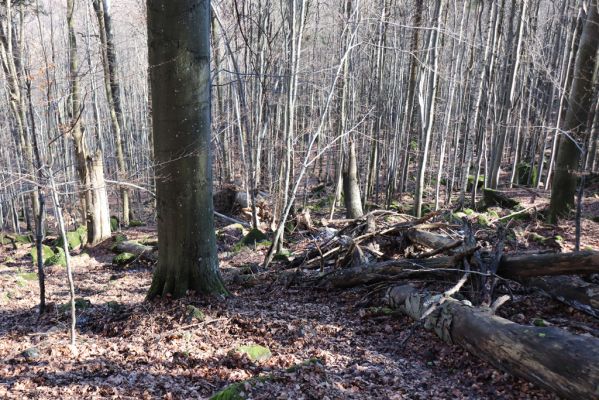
[1,188,598,399]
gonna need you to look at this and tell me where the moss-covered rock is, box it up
[112,252,135,266]
[186,305,205,322]
[209,358,321,400]
[56,226,87,250]
[129,220,145,227]
[14,234,33,244]
[30,244,55,265]
[233,229,269,251]
[235,344,272,362]
[45,247,67,267]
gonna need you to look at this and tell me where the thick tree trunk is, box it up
[386,285,599,400]
[147,0,227,298]
[549,2,599,220]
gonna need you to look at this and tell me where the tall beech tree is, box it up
[146,0,227,298]
[549,2,599,221]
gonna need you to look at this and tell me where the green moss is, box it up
[467,174,484,190]
[114,234,127,244]
[463,208,475,216]
[30,244,55,265]
[389,200,404,212]
[233,229,269,251]
[530,232,547,244]
[209,358,322,400]
[487,209,500,219]
[235,344,272,362]
[56,226,87,250]
[113,252,135,266]
[210,381,247,400]
[110,216,119,231]
[477,214,490,226]
[554,235,564,242]
[186,305,205,322]
[533,318,549,327]
[129,220,145,227]
[14,234,32,244]
[45,247,67,267]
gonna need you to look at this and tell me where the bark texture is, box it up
[147,0,227,298]
[387,284,599,400]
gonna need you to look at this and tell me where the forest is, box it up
[0,0,598,398]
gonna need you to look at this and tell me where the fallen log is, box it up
[407,229,599,279]
[214,211,251,228]
[499,250,599,279]
[386,284,599,400]
[407,229,461,252]
[113,240,157,263]
[482,188,520,209]
[323,252,474,288]
[526,275,599,319]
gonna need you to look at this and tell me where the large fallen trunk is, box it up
[407,229,599,278]
[387,285,599,400]
[113,240,157,262]
[323,256,462,288]
[324,250,599,288]
[526,275,599,318]
[499,251,599,279]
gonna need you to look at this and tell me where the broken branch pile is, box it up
[290,210,599,400]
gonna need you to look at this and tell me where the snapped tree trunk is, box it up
[147,0,227,298]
